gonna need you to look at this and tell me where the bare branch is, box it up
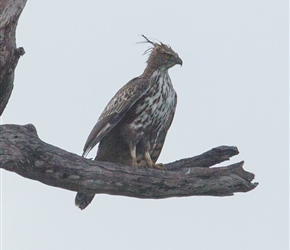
[0,0,26,116]
[0,124,258,199]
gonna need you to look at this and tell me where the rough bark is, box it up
[0,124,258,199]
[0,0,26,116]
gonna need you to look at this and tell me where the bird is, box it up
[75,35,182,209]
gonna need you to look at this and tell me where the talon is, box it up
[144,151,163,169]
[152,163,163,169]
[132,158,138,166]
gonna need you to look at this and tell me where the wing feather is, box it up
[82,77,150,157]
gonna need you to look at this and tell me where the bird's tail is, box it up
[75,192,95,210]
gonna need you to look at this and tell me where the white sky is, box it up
[1,1,289,249]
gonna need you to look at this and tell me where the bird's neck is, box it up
[141,65,168,79]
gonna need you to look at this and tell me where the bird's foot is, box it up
[150,163,164,169]
[134,160,164,170]
[131,158,138,167]
[146,161,164,170]
[143,151,164,169]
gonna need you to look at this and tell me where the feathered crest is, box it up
[140,34,156,46]
[138,34,171,56]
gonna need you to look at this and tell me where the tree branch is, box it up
[0,0,26,116]
[0,124,258,199]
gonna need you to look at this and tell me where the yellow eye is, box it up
[164,53,171,59]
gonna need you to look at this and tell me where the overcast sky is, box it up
[1,1,289,250]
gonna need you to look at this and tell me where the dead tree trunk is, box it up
[0,0,26,116]
[0,0,258,206]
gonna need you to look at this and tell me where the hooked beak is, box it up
[176,57,183,66]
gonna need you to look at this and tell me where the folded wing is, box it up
[82,77,150,157]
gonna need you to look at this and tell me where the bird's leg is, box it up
[144,151,153,168]
[129,144,138,166]
[144,151,163,169]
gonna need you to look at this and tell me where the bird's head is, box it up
[141,35,182,73]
